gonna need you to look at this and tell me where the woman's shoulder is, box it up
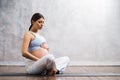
[24,31,32,35]
[23,31,34,38]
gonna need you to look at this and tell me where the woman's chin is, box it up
[39,27,43,30]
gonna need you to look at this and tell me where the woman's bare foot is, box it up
[47,69,57,76]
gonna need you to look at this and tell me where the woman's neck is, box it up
[30,24,39,33]
[30,29,38,33]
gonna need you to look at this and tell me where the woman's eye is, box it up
[38,21,44,23]
[38,21,41,23]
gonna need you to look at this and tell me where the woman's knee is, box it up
[63,56,70,63]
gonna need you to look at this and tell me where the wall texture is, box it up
[0,0,32,65]
[0,0,120,65]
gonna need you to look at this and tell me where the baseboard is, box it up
[70,61,120,66]
[0,61,120,66]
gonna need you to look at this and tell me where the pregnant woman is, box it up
[21,13,70,75]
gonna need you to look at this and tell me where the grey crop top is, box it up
[28,32,46,52]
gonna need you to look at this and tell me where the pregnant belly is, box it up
[31,48,48,58]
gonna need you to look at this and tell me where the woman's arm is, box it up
[21,32,39,61]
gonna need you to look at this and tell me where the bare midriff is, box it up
[30,48,48,59]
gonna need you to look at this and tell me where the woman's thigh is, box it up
[26,54,55,74]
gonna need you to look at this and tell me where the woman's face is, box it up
[33,18,44,30]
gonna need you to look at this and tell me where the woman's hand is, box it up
[41,42,49,51]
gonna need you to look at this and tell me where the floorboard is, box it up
[0,66,120,80]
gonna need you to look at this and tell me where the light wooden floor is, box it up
[0,66,120,80]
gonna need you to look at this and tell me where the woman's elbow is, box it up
[22,51,27,57]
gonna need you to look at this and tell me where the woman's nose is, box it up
[41,23,44,26]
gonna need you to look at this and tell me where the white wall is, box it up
[0,0,120,66]
[32,0,120,65]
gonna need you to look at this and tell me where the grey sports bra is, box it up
[28,32,46,52]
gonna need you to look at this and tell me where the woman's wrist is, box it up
[35,57,39,61]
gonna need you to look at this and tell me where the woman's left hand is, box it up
[41,42,49,51]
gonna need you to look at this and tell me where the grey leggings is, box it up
[25,54,70,74]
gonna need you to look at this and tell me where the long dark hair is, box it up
[29,13,44,30]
